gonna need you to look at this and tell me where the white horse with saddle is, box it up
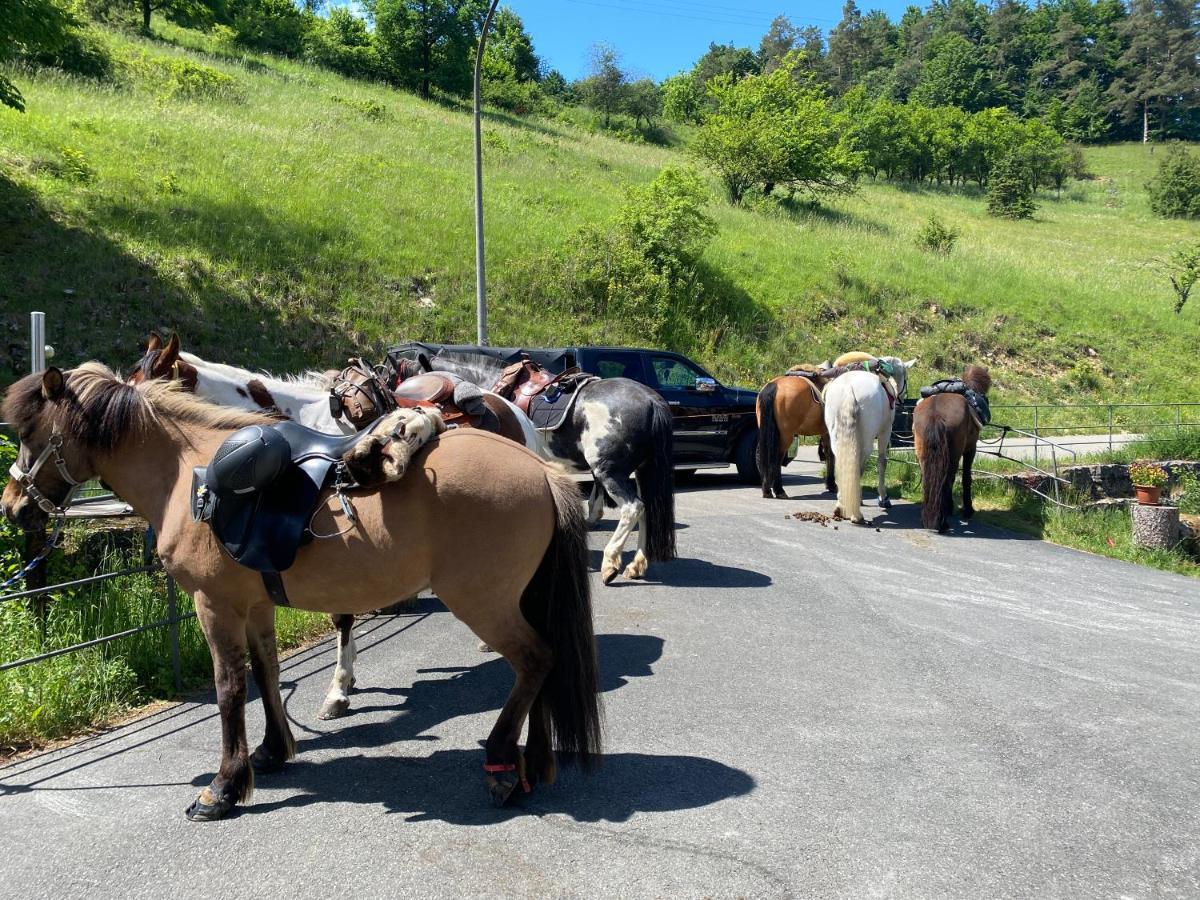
[822,352,915,524]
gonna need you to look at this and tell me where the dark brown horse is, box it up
[755,365,834,499]
[913,365,992,533]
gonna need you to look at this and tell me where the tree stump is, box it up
[1131,504,1181,551]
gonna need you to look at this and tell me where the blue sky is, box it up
[508,0,914,81]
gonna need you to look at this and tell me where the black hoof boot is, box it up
[773,490,788,499]
[185,786,235,822]
[251,744,287,775]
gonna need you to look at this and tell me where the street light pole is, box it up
[473,0,501,346]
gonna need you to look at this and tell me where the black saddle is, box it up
[192,421,365,605]
[919,379,991,425]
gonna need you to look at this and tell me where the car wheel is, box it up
[734,429,760,485]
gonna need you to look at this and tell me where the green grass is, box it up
[1,22,1199,402]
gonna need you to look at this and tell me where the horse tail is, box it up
[756,381,781,494]
[522,470,603,771]
[639,397,677,561]
[833,388,863,522]
[920,417,954,531]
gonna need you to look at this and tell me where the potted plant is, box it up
[1129,461,1169,506]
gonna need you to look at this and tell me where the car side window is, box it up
[591,353,645,381]
[651,356,707,389]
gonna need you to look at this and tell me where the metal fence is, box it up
[988,401,1200,457]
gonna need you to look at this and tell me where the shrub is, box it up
[987,153,1037,219]
[1176,471,1200,515]
[560,167,716,344]
[123,52,241,102]
[60,146,95,182]
[304,8,382,81]
[330,94,387,121]
[916,214,959,256]
[27,24,114,81]
[230,0,310,58]
[1147,146,1200,219]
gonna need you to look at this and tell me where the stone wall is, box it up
[1009,460,1200,502]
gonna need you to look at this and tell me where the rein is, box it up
[3,432,80,590]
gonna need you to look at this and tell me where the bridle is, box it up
[8,431,83,516]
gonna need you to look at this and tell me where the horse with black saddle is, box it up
[391,344,676,586]
[912,365,993,532]
[3,364,601,820]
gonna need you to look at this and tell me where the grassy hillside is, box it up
[2,23,1199,409]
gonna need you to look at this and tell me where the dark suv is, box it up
[388,343,761,482]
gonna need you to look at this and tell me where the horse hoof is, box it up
[485,772,523,807]
[477,640,494,653]
[963,508,975,520]
[185,787,233,822]
[851,515,866,525]
[318,697,350,720]
[601,565,619,585]
[623,564,645,580]
[761,490,772,499]
[773,491,788,500]
[879,498,892,509]
[251,745,286,774]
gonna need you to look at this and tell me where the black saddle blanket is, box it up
[919,380,991,425]
[526,375,597,431]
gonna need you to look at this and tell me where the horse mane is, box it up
[3,362,271,453]
[426,350,505,385]
[179,352,330,394]
[962,365,991,395]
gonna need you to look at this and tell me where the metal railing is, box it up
[989,401,1200,459]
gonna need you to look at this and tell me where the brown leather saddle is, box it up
[490,357,583,416]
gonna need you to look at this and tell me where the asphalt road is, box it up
[2,463,1198,898]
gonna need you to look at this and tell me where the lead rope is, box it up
[0,515,66,592]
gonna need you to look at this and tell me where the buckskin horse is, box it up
[913,365,992,533]
[415,349,676,586]
[755,364,835,500]
[129,333,542,719]
[821,354,914,524]
[2,364,601,820]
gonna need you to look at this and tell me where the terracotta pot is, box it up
[1134,484,1162,506]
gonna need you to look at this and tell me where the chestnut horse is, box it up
[755,364,834,499]
[913,365,992,533]
[2,364,601,820]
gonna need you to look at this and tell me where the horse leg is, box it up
[623,486,650,580]
[598,473,642,585]
[187,594,253,821]
[876,432,892,510]
[318,614,356,720]
[585,480,605,526]
[820,433,836,493]
[247,601,296,774]
[475,617,553,806]
[962,443,977,520]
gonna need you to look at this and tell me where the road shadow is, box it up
[590,551,772,589]
[239,748,754,825]
[284,633,664,755]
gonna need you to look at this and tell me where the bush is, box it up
[122,52,241,101]
[916,214,959,256]
[27,24,114,81]
[1147,146,1200,219]
[60,146,95,182]
[230,0,310,58]
[304,8,382,81]
[987,153,1037,219]
[560,167,716,344]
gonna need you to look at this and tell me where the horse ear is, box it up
[146,332,163,352]
[417,353,432,372]
[42,367,66,401]
[903,358,918,369]
[163,332,181,360]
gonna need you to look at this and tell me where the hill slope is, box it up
[2,24,1199,408]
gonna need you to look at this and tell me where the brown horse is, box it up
[913,365,992,533]
[755,365,835,499]
[2,364,601,820]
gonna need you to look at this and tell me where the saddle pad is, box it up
[526,378,596,431]
[784,369,824,402]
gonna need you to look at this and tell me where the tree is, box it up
[987,152,1037,219]
[1147,145,1200,217]
[1,0,73,111]
[912,33,994,111]
[691,56,863,204]
[662,72,703,124]
[1108,0,1200,142]
[485,7,538,82]
[371,0,474,98]
[579,43,627,127]
[827,0,866,94]
[691,42,760,87]
[1157,245,1200,312]
[759,15,800,73]
[626,78,662,128]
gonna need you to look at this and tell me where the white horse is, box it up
[822,356,915,524]
[129,333,544,718]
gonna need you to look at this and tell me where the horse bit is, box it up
[2,432,82,589]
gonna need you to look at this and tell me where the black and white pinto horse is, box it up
[421,350,677,585]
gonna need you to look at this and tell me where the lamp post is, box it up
[473,0,501,346]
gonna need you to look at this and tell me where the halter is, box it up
[8,432,83,516]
